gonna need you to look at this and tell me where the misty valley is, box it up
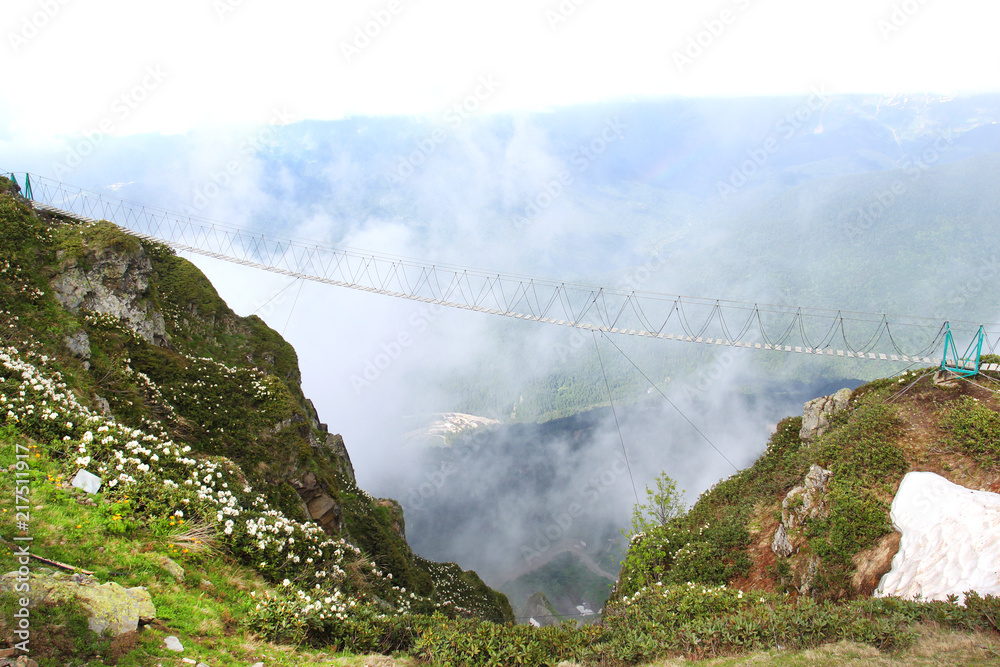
[380,375,865,624]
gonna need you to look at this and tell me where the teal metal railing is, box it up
[3,172,32,200]
[940,322,984,377]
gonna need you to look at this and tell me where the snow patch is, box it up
[875,471,1000,604]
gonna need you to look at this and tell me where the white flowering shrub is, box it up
[615,518,750,600]
[0,345,429,621]
[0,196,50,311]
[244,584,420,651]
[418,559,509,620]
[609,581,752,625]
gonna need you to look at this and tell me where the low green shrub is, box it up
[809,486,892,567]
[943,396,1000,466]
[599,584,975,663]
[963,590,1000,632]
[615,520,749,598]
[412,615,600,667]
[244,586,420,653]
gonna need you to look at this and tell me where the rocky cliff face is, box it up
[43,220,359,522]
[799,388,852,441]
[51,241,168,347]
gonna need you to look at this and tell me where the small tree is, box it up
[628,472,687,536]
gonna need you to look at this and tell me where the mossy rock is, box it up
[0,569,155,636]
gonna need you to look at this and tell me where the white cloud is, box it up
[2,0,998,143]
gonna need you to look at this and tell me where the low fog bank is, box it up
[378,363,864,588]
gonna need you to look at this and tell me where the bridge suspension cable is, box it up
[6,171,1000,368]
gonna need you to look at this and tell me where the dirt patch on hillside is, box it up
[851,531,901,595]
[106,630,141,664]
[890,373,1000,492]
[730,502,781,594]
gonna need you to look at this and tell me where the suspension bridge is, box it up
[4,172,999,374]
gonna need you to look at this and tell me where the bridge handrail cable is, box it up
[5,171,999,366]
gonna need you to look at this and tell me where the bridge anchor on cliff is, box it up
[940,322,984,378]
[3,172,31,200]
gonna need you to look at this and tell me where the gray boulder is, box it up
[800,388,852,441]
[64,329,91,361]
[160,556,185,580]
[782,464,833,530]
[0,569,154,636]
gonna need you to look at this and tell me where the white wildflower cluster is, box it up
[0,252,46,303]
[257,585,364,621]
[82,311,141,343]
[618,580,746,610]
[241,509,360,577]
[251,375,279,400]
[420,561,497,618]
[0,344,425,618]
[247,584,399,643]
[132,370,179,420]
[1,347,91,438]
[0,308,18,333]
[161,354,279,433]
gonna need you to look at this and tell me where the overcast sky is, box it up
[2,0,998,145]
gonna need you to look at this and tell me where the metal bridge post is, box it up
[940,322,985,377]
[3,173,32,200]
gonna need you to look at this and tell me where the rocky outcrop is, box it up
[377,499,407,540]
[783,465,833,530]
[50,243,168,346]
[771,465,833,594]
[318,432,355,481]
[0,568,155,636]
[771,464,833,557]
[522,591,561,628]
[279,415,355,537]
[93,394,112,415]
[275,414,356,483]
[875,472,1000,604]
[800,388,853,441]
[159,557,185,580]
[64,329,91,368]
[290,472,343,534]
